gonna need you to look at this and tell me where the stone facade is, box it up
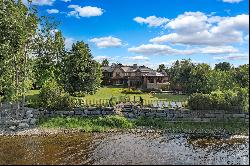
[102,64,169,90]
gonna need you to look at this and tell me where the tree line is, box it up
[156,60,249,111]
[157,59,249,94]
[0,0,102,109]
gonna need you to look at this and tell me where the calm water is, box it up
[0,132,248,165]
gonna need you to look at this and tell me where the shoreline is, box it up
[1,115,249,137]
[0,126,249,139]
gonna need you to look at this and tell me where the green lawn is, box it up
[83,87,188,102]
[83,87,156,101]
[25,87,188,107]
[152,93,189,101]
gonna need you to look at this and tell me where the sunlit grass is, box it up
[39,115,249,135]
[26,87,189,107]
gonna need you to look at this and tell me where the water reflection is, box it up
[0,133,248,165]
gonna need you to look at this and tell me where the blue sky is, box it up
[31,0,249,69]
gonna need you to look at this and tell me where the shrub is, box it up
[188,88,249,112]
[56,93,74,111]
[39,79,74,111]
[188,93,212,110]
[161,84,170,91]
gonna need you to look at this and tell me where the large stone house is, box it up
[102,64,169,90]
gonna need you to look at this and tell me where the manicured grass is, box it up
[152,93,189,102]
[39,115,249,135]
[83,87,188,102]
[83,87,156,101]
[25,87,189,107]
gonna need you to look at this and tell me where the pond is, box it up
[0,132,248,165]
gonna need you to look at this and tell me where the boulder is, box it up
[18,123,29,129]
[26,109,33,114]
[26,113,34,118]
[30,118,37,125]
[9,126,16,131]
[69,111,75,116]
[21,119,30,123]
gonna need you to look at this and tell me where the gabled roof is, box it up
[102,66,115,72]
[121,66,133,72]
[142,71,168,77]
[101,64,168,76]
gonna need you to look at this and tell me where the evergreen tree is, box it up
[101,58,109,66]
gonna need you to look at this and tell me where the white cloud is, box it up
[89,36,122,48]
[213,53,249,60]
[94,56,112,61]
[160,60,178,67]
[65,37,75,50]
[134,16,169,27]
[128,44,239,55]
[150,12,249,46]
[32,0,55,6]
[47,9,59,14]
[128,44,179,55]
[127,56,149,60]
[68,5,104,18]
[222,0,243,3]
[166,12,209,34]
[198,46,239,54]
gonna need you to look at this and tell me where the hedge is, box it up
[188,88,249,112]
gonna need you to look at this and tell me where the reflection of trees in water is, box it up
[0,133,106,165]
[0,133,248,165]
[37,133,104,165]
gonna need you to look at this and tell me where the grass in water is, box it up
[39,115,249,135]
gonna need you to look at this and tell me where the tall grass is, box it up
[38,115,249,135]
[135,116,249,135]
[39,115,134,132]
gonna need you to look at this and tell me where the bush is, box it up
[39,79,74,111]
[188,93,212,110]
[188,88,249,112]
[161,84,170,91]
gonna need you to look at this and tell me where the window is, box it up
[149,77,154,83]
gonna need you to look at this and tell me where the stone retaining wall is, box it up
[0,105,249,132]
[39,106,249,123]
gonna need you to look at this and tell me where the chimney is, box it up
[133,64,138,69]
